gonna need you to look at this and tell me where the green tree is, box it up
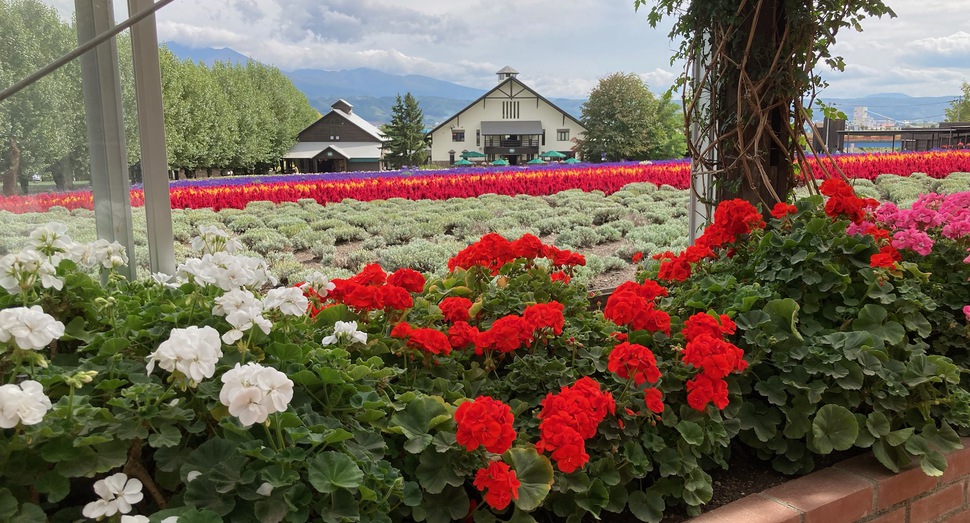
[0,0,83,195]
[577,72,685,162]
[212,61,274,172]
[383,92,426,168]
[642,0,895,206]
[945,82,969,123]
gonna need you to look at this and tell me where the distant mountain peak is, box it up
[163,42,254,66]
[866,93,912,99]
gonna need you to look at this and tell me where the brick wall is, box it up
[691,437,970,523]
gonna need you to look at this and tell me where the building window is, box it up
[452,129,465,142]
[502,101,520,119]
[557,129,569,141]
[542,130,546,146]
[476,129,480,146]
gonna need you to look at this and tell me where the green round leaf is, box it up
[505,447,554,512]
[307,451,364,493]
[812,404,859,454]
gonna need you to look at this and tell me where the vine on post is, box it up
[638,0,896,207]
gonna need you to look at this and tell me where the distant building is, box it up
[426,67,586,166]
[282,100,386,173]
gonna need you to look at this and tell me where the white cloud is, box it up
[34,0,970,99]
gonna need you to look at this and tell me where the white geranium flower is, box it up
[219,363,294,427]
[263,287,309,316]
[0,305,65,350]
[121,516,150,523]
[186,470,202,482]
[191,224,242,254]
[0,380,53,428]
[256,482,274,496]
[81,472,144,518]
[0,249,62,295]
[101,241,129,269]
[28,222,75,258]
[176,252,276,291]
[160,517,180,523]
[320,321,367,346]
[146,326,223,384]
[213,289,272,344]
[299,271,336,299]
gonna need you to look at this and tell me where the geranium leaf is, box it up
[506,447,554,511]
[866,412,891,437]
[920,450,947,477]
[307,451,364,493]
[762,298,804,342]
[415,450,463,494]
[628,490,664,523]
[676,420,704,446]
[884,427,915,447]
[388,396,450,453]
[811,404,858,454]
[853,305,905,346]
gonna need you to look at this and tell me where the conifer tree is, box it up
[384,93,426,169]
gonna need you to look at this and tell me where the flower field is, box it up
[1,173,968,522]
[1,151,970,214]
[2,171,968,293]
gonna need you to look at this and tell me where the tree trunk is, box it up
[717,0,794,209]
[2,139,20,197]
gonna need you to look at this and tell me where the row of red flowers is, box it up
[3,151,969,213]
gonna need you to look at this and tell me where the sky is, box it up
[42,0,970,103]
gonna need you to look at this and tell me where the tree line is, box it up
[0,0,318,196]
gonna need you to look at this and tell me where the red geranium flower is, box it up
[447,321,479,349]
[439,296,473,323]
[770,202,798,219]
[523,301,565,336]
[473,461,520,511]
[454,396,517,454]
[608,342,661,386]
[387,268,426,293]
[644,388,664,414]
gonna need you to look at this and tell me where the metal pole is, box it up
[0,0,178,104]
[76,0,136,280]
[128,0,175,275]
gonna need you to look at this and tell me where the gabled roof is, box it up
[426,76,585,137]
[295,103,387,142]
[331,106,387,142]
[283,141,382,160]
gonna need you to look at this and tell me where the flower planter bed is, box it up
[693,437,970,523]
[2,151,969,213]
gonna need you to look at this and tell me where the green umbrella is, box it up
[453,158,474,166]
[490,158,510,166]
[563,157,580,164]
[461,150,486,158]
[541,150,567,159]
[526,157,546,164]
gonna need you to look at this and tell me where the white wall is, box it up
[429,79,586,164]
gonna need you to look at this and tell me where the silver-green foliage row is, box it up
[0,173,964,284]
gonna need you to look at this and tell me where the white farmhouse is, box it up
[426,67,586,166]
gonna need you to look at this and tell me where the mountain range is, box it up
[164,43,958,127]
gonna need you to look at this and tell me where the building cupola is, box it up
[496,66,518,83]
[331,99,353,114]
